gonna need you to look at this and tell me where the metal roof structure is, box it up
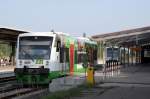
[91,26,150,46]
[0,28,28,42]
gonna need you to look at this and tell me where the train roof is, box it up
[18,32,70,37]
[77,37,97,45]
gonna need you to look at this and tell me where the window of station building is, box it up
[94,50,97,60]
[144,50,150,57]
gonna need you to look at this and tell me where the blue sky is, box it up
[0,0,150,36]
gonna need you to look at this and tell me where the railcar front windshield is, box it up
[18,36,53,60]
[107,48,119,60]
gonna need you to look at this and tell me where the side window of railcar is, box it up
[56,41,60,52]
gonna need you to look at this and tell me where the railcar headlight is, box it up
[46,61,49,66]
[19,60,23,65]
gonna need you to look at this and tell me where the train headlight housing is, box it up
[46,61,49,66]
[19,60,23,66]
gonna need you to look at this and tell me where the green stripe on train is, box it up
[15,71,68,84]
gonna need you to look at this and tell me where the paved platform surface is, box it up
[49,75,86,92]
[0,66,14,72]
[0,66,15,78]
[71,64,150,99]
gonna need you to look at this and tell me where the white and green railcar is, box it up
[14,32,97,85]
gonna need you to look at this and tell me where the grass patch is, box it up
[42,84,92,99]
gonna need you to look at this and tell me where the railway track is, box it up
[0,76,48,99]
[0,86,48,99]
[0,82,48,99]
[0,87,46,99]
[0,76,16,92]
[0,76,16,83]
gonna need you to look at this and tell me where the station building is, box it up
[0,28,27,66]
[92,26,150,66]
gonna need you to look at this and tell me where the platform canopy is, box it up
[0,28,28,43]
[91,26,150,47]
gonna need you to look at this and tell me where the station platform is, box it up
[0,66,15,78]
[0,66,14,72]
[48,66,123,93]
[70,64,150,99]
[49,75,85,92]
